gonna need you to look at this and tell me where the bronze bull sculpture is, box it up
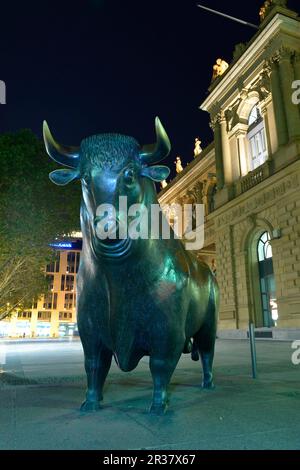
[43,117,219,415]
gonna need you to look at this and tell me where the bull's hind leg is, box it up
[194,325,216,389]
[194,289,218,390]
[79,330,112,412]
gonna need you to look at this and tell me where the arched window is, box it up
[247,104,268,171]
[257,232,278,327]
[257,231,273,261]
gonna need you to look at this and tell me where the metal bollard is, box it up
[249,322,257,379]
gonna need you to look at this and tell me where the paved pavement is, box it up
[0,338,299,450]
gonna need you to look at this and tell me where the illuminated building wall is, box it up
[0,239,82,338]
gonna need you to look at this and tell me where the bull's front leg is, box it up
[78,306,112,412]
[149,346,183,416]
[80,342,112,412]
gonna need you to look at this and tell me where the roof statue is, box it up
[212,58,229,81]
[160,179,168,190]
[174,156,183,174]
[259,0,288,21]
[194,137,203,157]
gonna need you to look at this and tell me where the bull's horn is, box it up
[139,117,171,165]
[43,121,80,169]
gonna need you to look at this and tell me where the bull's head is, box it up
[43,118,171,258]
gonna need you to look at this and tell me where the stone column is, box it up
[236,129,249,177]
[270,56,288,146]
[277,48,300,141]
[261,105,273,159]
[219,111,233,185]
[294,52,300,81]
[210,117,224,190]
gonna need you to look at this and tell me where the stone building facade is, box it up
[159,2,300,338]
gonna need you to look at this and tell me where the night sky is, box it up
[0,0,298,176]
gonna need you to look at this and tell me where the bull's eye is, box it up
[124,168,135,185]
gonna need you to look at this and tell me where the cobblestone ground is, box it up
[0,338,299,450]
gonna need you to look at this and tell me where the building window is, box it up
[66,251,80,273]
[47,274,54,291]
[76,253,80,273]
[20,311,32,319]
[43,293,57,310]
[67,252,76,273]
[38,311,51,320]
[46,252,60,273]
[43,293,52,310]
[64,293,73,309]
[61,274,74,291]
[247,104,268,171]
[53,293,57,310]
[258,231,273,261]
[257,232,278,327]
[59,311,73,320]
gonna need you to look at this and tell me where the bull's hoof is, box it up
[202,380,215,390]
[191,350,200,361]
[149,402,168,416]
[183,340,192,354]
[80,400,101,412]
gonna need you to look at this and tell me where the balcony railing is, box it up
[235,161,271,196]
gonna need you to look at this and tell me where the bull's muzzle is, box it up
[94,216,120,242]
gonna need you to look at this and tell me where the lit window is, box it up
[247,104,268,171]
[258,232,273,262]
[248,105,260,126]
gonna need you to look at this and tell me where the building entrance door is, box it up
[257,232,278,327]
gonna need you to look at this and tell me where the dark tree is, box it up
[0,129,81,319]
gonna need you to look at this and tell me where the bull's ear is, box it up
[141,165,170,182]
[49,168,80,186]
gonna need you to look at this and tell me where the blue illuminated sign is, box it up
[49,240,82,250]
[50,242,72,249]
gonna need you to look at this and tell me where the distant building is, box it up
[0,238,82,338]
[159,2,300,339]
